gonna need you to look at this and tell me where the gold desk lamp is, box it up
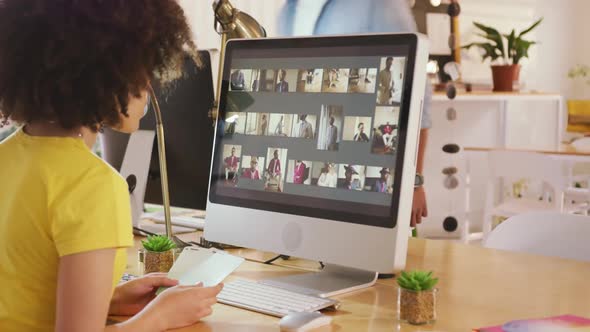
[210,0,266,121]
[151,0,265,242]
[146,83,177,241]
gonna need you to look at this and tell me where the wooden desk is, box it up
[118,234,590,331]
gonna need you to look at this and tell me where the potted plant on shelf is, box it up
[141,235,177,274]
[462,18,543,92]
[397,270,439,325]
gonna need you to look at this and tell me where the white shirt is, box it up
[293,0,329,36]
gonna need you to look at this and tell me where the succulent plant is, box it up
[141,235,177,252]
[397,270,439,292]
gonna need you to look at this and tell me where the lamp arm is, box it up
[148,83,173,238]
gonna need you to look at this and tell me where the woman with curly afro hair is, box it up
[0,1,223,331]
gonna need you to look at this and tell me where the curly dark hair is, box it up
[0,0,196,131]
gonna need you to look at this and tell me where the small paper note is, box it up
[157,247,244,295]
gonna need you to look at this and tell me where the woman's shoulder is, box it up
[50,145,128,196]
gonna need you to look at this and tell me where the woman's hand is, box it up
[130,283,224,331]
[109,273,179,316]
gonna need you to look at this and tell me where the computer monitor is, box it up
[204,34,429,296]
[101,51,215,211]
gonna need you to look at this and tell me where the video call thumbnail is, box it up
[372,106,400,155]
[268,113,293,137]
[296,69,323,93]
[291,114,317,139]
[365,166,393,194]
[224,112,247,135]
[321,68,350,93]
[241,155,264,180]
[343,116,372,142]
[376,57,406,106]
[222,144,242,185]
[347,68,377,93]
[264,148,288,192]
[229,69,253,91]
[286,160,313,185]
[311,162,338,188]
[317,105,343,151]
[274,69,298,93]
[251,69,277,92]
[337,164,366,191]
[246,112,270,136]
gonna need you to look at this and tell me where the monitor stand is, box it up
[260,264,378,298]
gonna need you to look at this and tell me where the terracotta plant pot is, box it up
[398,287,438,325]
[491,64,520,92]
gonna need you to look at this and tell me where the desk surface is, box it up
[465,145,590,157]
[119,234,590,331]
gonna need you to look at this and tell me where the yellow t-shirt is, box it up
[0,128,133,331]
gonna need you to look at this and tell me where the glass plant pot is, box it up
[397,287,437,325]
[140,249,175,274]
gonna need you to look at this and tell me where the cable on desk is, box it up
[264,254,291,265]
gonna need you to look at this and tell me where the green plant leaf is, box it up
[519,18,543,37]
[473,22,505,58]
[397,270,438,291]
[505,30,516,60]
[513,39,536,64]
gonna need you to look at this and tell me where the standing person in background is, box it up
[278,0,431,227]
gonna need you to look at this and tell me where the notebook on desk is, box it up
[474,315,590,332]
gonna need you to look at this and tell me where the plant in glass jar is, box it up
[141,235,177,274]
[397,270,439,325]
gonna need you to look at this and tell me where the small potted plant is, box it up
[397,270,439,325]
[141,235,177,274]
[462,18,543,92]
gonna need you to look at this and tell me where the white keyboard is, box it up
[147,212,205,230]
[218,279,339,317]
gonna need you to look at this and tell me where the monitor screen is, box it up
[209,35,418,229]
